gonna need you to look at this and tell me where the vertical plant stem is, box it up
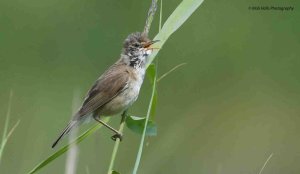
[107,110,128,174]
[143,0,159,35]
[132,65,157,174]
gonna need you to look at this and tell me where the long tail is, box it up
[52,121,77,148]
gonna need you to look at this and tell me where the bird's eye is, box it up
[134,43,140,47]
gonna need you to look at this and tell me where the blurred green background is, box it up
[1,0,300,173]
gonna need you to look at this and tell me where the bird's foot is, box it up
[111,133,123,141]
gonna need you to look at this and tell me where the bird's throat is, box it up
[129,57,144,68]
[129,49,152,68]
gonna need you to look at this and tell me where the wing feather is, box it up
[75,64,129,119]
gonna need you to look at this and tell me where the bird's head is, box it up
[121,32,159,68]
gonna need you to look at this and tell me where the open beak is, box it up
[143,40,160,49]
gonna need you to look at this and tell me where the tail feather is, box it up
[52,121,77,148]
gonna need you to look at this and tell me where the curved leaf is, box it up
[126,116,157,136]
[111,170,120,174]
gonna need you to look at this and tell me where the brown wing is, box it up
[74,64,129,119]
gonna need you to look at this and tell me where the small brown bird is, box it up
[52,32,158,148]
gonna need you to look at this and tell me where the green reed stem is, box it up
[107,111,127,174]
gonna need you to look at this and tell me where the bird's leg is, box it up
[93,116,123,141]
[111,110,128,141]
[120,110,128,123]
[111,134,123,141]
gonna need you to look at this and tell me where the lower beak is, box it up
[143,40,160,48]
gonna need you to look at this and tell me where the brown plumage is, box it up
[52,32,158,148]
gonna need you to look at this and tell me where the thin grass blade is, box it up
[6,120,20,141]
[27,118,109,174]
[157,63,187,82]
[0,91,14,164]
[258,153,274,174]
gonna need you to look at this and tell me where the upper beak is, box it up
[143,40,160,48]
